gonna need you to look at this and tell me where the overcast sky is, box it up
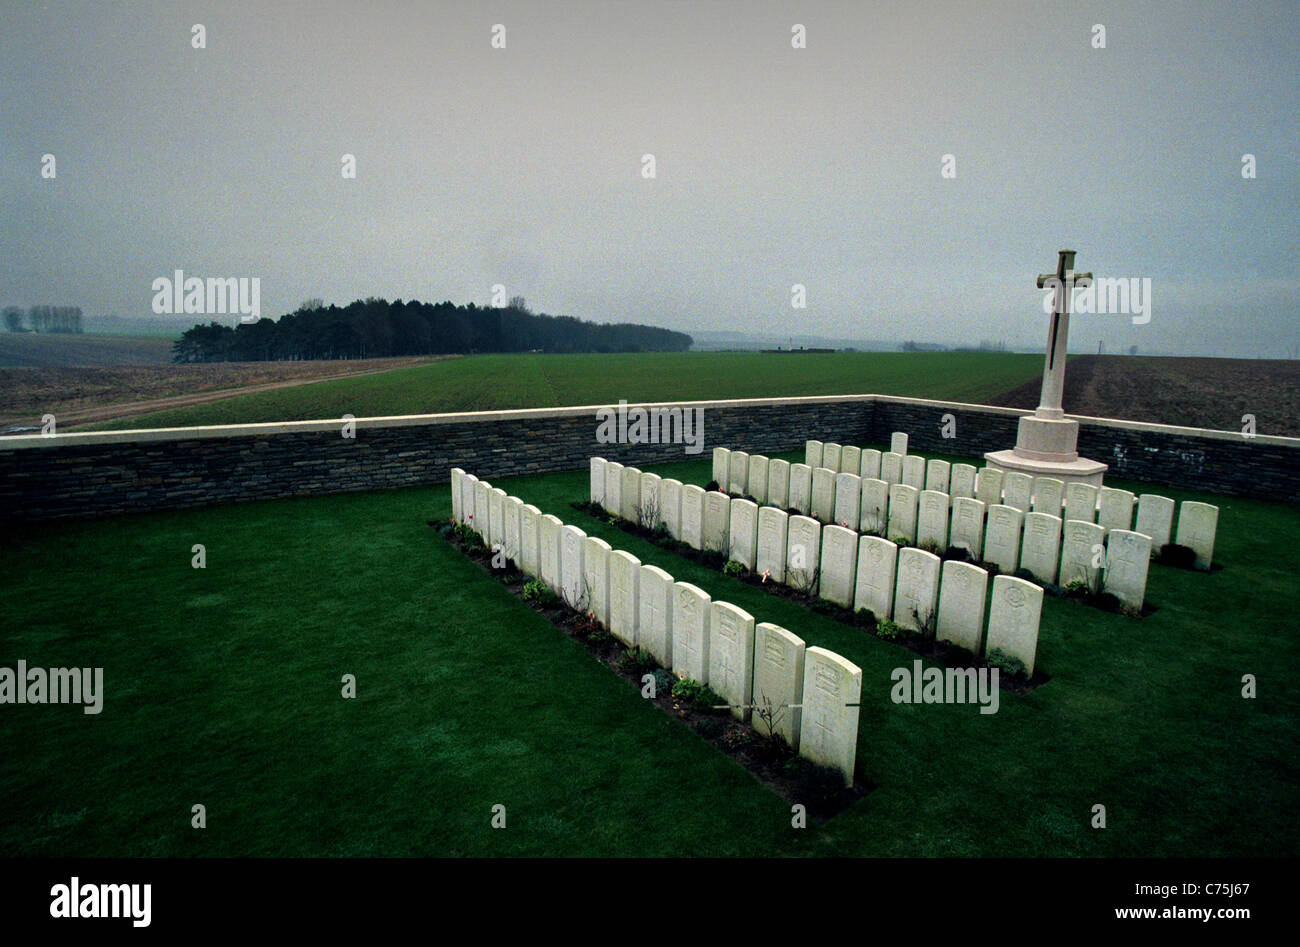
[2,0,1297,357]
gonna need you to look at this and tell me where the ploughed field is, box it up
[1,448,1295,857]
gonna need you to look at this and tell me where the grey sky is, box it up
[2,0,1297,357]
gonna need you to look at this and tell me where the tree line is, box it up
[171,298,693,363]
[3,305,85,334]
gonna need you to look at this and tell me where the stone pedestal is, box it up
[985,411,1106,489]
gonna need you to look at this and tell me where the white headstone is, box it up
[559,524,587,608]
[1104,529,1151,612]
[728,498,759,570]
[660,478,683,539]
[672,582,711,683]
[950,463,977,499]
[853,535,898,621]
[488,487,507,552]
[788,463,813,515]
[680,484,705,550]
[1175,501,1219,570]
[949,496,986,560]
[805,440,824,470]
[833,472,862,530]
[799,647,862,786]
[841,444,862,476]
[986,575,1043,676]
[1063,482,1099,525]
[936,560,989,654]
[1134,493,1174,554]
[917,490,950,552]
[503,495,523,567]
[925,459,951,495]
[638,564,674,668]
[604,461,624,517]
[886,483,919,545]
[1019,512,1062,586]
[768,459,791,510]
[1097,487,1135,536]
[1031,477,1065,517]
[1059,519,1105,590]
[450,467,465,522]
[860,478,889,535]
[983,505,1024,574]
[785,515,822,594]
[1002,472,1033,513]
[752,623,806,748]
[702,490,731,555]
[608,549,641,646]
[460,473,479,527]
[902,454,926,491]
[756,506,789,584]
[472,480,491,539]
[582,535,612,626]
[518,503,541,577]
[638,471,662,530]
[894,547,942,633]
[890,431,908,455]
[728,451,749,496]
[819,524,859,608]
[880,451,904,485]
[712,447,731,489]
[590,457,607,506]
[860,448,882,480]
[975,467,1004,508]
[539,513,563,589]
[811,467,836,523]
[620,466,642,522]
[709,601,755,721]
[823,442,843,473]
[747,454,769,505]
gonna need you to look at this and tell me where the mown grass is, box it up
[85,351,1043,430]
[1,442,1295,857]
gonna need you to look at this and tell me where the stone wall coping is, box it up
[1,392,1296,451]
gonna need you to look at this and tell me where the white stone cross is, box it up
[1035,249,1093,418]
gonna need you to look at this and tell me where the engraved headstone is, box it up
[949,496,986,560]
[1134,493,1175,554]
[886,483,919,545]
[1059,519,1105,589]
[503,495,523,567]
[590,457,607,506]
[1104,529,1151,612]
[702,490,731,555]
[1097,487,1135,536]
[747,454,770,505]
[672,582,711,683]
[460,472,479,527]
[890,432,908,455]
[756,506,789,583]
[823,442,843,473]
[582,535,612,626]
[860,478,889,535]
[936,559,989,654]
[1002,471,1033,513]
[1175,501,1219,570]
[709,601,755,722]
[925,459,951,495]
[729,450,749,496]
[902,454,926,491]
[473,480,492,539]
[712,447,731,489]
[917,490,950,551]
[880,451,904,486]
[1020,512,1062,586]
[638,564,675,668]
[986,575,1043,675]
[799,647,862,786]
[834,472,862,529]
[539,513,564,589]
[983,504,1024,574]
[805,440,824,470]
[950,463,977,499]
[768,458,791,510]
[811,467,836,523]
[488,487,507,551]
[604,461,624,517]
[1031,477,1065,517]
[894,547,941,633]
[638,471,662,530]
[785,515,823,594]
[518,503,542,577]
[788,463,813,515]
[819,524,859,608]
[841,444,862,476]
[752,623,806,748]
[680,484,705,549]
[621,465,642,522]
[860,448,882,480]
[450,467,465,521]
[559,524,588,608]
[853,535,898,621]
[660,478,684,539]
[608,549,641,646]
[1063,481,1099,525]
[728,498,759,570]
[975,466,1004,508]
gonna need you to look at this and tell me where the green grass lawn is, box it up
[86,351,1042,430]
[1,444,1296,857]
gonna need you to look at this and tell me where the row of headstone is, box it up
[453,465,864,785]
[715,444,1219,572]
[593,462,1045,675]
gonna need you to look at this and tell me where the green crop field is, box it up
[2,445,1295,857]
[85,351,1043,430]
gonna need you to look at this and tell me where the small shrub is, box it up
[652,668,674,696]
[985,647,1028,679]
[723,559,747,577]
[617,646,656,674]
[876,618,916,642]
[891,536,912,549]
[522,580,560,607]
[672,677,705,703]
[919,540,944,557]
